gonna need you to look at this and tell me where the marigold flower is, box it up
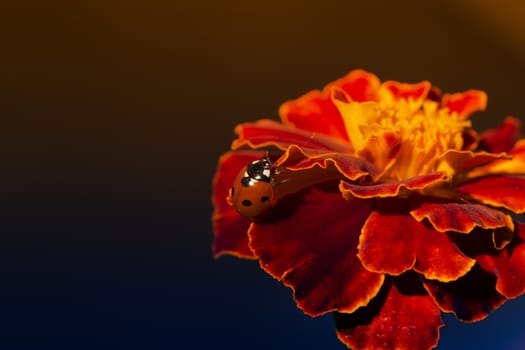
[211,69,525,350]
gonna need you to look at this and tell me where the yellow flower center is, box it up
[334,91,471,181]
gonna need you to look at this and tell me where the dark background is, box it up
[1,1,525,349]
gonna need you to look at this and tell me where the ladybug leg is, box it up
[273,178,290,186]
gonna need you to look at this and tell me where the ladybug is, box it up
[229,158,276,218]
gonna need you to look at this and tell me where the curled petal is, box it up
[336,276,443,350]
[492,227,515,250]
[477,223,525,298]
[248,189,383,316]
[232,119,352,153]
[471,139,525,176]
[269,145,382,203]
[437,149,508,175]
[277,144,382,181]
[459,175,525,214]
[410,201,514,234]
[340,172,448,199]
[212,151,265,258]
[456,223,525,299]
[358,199,475,281]
[442,90,487,119]
[479,116,523,153]
[423,265,506,322]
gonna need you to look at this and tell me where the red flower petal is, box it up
[478,225,525,298]
[358,199,475,281]
[278,70,380,142]
[212,151,265,258]
[458,175,525,214]
[248,189,384,316]
[410,201,514,234]
[479,116,523,153]
[277,144,382,181]
[213,210,253,259]
[279,90,349,142]
[423,265,506,322]
[340,172,448,199]
[232,119,352,153]
[382,80,431,102]
[334,69,381,102]
[336,276,443,350]
[456,223,525,299]
[462,129,479,151]
[442,90,487,118]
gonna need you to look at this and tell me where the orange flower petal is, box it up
[479,116,523,153]
[248,189,384,316]
[438,149,508,175]
[277,144,382,181]
[471,139,525,176]
[357,129,401,173]
[442,90,487,118]
[336,277,443,350]
[423,265,506,322]
[410,201,514,233]
[212,151,264,258]
[232,119,352,153]
[340,172,448,199]
[382,80,431,102]
[278,70,381,142]
[358,199,475,281]
[458,176,525,214]
[333,69,381,102]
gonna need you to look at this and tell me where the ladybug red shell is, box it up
[229,158,275,218]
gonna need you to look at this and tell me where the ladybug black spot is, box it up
[260,196,269,202]
[242,200,252,207]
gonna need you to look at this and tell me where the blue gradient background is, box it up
[1,1,525,349]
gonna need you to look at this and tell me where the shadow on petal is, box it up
[455,223,525,299]
[423,265,506,323]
